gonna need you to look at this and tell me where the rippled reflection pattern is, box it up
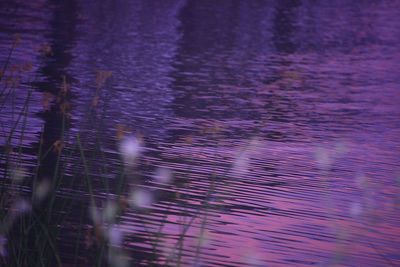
[1,0,400,266]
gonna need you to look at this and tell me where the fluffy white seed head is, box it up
[89,203,101,225]
[118,135,143,166]
[243,252,263,266]
[12,199,31,216]
[10,167,27,184]
[34,180,51,201]
[108,224,124,248]
[350,202,363,217]
[315,147,332,171]
[153,167,173,184]
[232,153,250,177]
[129,188,153,209]
[108,250,130,267]
[103,201,118,224]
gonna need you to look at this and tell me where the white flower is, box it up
[108,250,130,267]
[315,147,332,170]
[334,142,348,155]
[11,167,27,183]
[153,167,173,184]
[12,199,31,216]
[248,137,261,149]
[108,224,124,247]
[232,137,260,178]
[89,203,101,225]
[355,172,367,189]
[243,252,263,266]
[34,180,51,201]
[232,153,250,177]
[350,202,363,217]
[118,135,143,166]
[129,188,153,209]
[197,229,210,247]
[103,201,118,224]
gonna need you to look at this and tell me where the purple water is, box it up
[1,0,399,266]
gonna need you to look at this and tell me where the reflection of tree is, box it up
[169,1,302,142]
[34,0,77,180]
[272,0,300,54]
[77,0,181,141]
[170,0,239,121]
[8,0,78,266]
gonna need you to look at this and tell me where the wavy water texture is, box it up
[0,0,399,266]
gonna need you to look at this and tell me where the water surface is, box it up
[1,1,400,266]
